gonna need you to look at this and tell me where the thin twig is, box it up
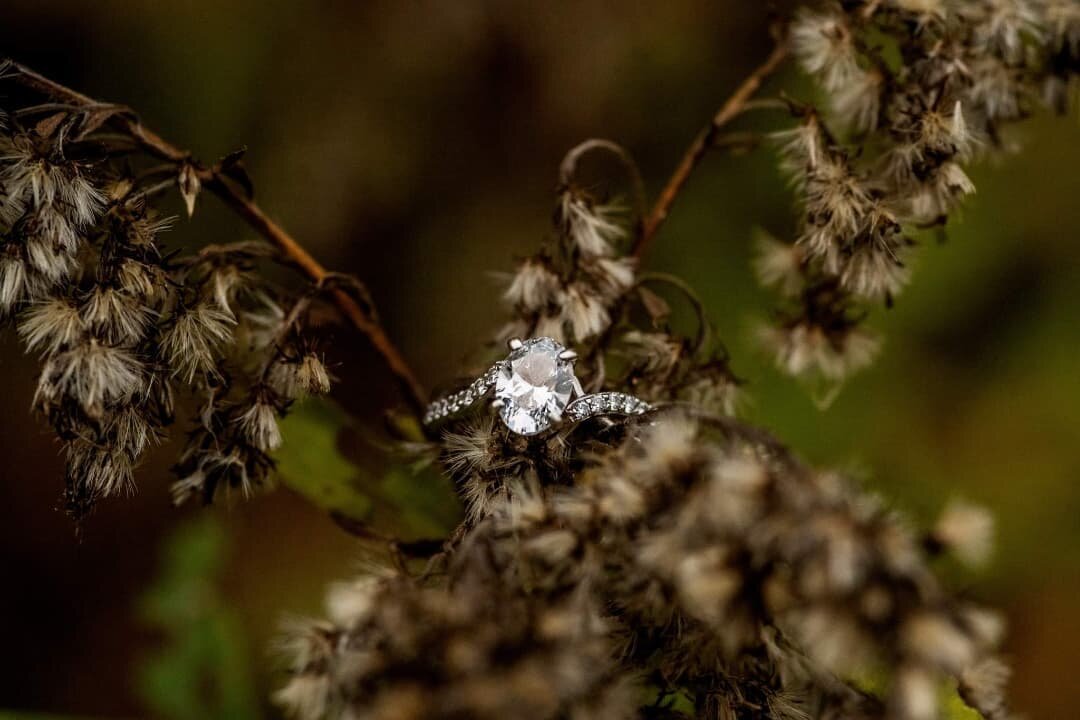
[632,38,789,259]
[1,60,428,415]
[330,511,447,559]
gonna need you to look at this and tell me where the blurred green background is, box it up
[0,1,1077,718]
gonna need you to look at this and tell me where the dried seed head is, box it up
[561,283,610,341]
[759,321,880,383]
[753,231,804,297]
[560,192,627,258]
[159,302,235,382]
[268,353,331,399]
[933,499,995,568]
[105,405,158,458]
[504,259,561,311]
[839,235,912,302]
[0,134,104,226]
[116,259,164,302]
[19,297,83,355]
[960,656,1011,719]
[830,67,884,132]
[588,256,635,302]
[36,339,143,416]
[907,162,977,222]
[890,665,938,720]
[66,441,135,498]
[297,354,331,396]
[236,398,283,452]
[0,253,29,310]
[80,286,154,345]
[791,8,860,92]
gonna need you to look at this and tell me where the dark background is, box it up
[1,2,1078,718]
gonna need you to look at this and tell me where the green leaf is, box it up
[275,399,462,540]
[848,669,982,720]
[275,399,373,521]
[136,515,262,720]
[379,466,462,540]
[942,689,982,720]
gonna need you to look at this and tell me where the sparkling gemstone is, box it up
[494,337,579,435]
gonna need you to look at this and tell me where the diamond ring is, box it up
[424,337,652,436]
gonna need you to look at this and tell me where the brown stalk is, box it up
[2,60,428,414]
[633,39,789,259]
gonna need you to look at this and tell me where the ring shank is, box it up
[566,392,652,422]
[423,363,502,426]
[424,362,652,429]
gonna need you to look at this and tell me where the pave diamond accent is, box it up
[494,337,578,435]
[422,365,500,425]
[565,392,652,422]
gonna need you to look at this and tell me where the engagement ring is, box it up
[424,337,652,436]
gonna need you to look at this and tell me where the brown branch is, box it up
[1,60,428,415]
[632,38,789,259]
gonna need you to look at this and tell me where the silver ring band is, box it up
[424,337,651,436]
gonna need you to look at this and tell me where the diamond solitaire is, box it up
[493,337,581,435]
[423,337,651,435]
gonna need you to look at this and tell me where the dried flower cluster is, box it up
[502,185,635,345]
[758,0,1079,392]
[279,409,1008,720]
[0,72,332,519]
[276,572,633,720]
[272,4,1080,708]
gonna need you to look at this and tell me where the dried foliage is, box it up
[275,3,1077,717]
[2,1,1077,718]
[757,0,1080,396]
[0,65,335,519]
[281,411,1010,719]
[276,150,1014,719]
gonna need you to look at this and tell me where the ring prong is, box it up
[548,407,563,423]
[558,349,578,362]
[491,398,505,410]
[507,337,524,350]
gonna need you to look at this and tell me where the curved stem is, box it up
[559,138,648,224]
[2,59,427,415]
[633,38,789,259]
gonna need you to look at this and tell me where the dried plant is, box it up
[2,0,1077,718]
[751,0,1079,396]
[0,63,360,518]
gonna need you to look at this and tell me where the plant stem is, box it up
[2,60,428,414]
[633,39,789,259]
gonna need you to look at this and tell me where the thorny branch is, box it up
[0,60,428,415]
[633,36,790,259]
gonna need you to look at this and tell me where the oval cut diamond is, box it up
[494,337,579,435]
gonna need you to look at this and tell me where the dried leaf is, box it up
[76,104,131,138]
[34,111,67,139]
[218,146,254,199]
[219,146,247,167]
[638,285,671,324]
[274,399,372,522]
[178,163,201,218]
